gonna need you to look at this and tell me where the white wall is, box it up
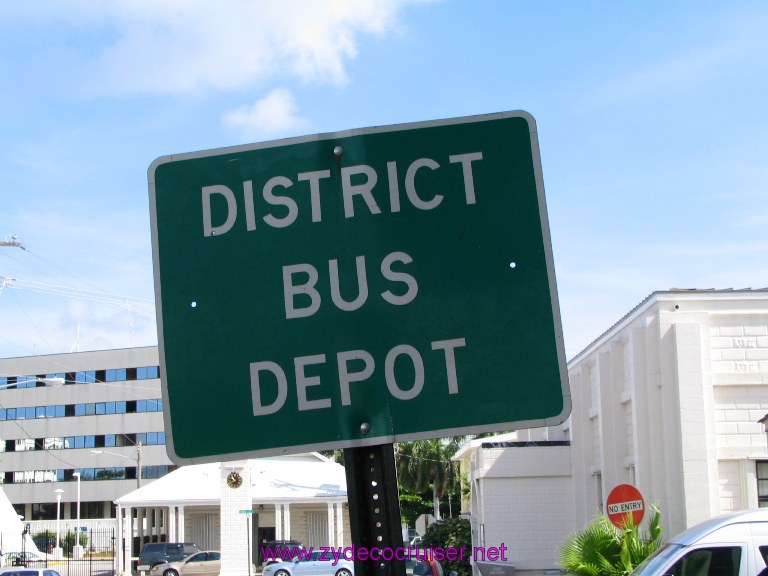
[470,444,574,572]
[566,290,768,537]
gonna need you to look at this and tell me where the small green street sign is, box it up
[239,510,253,515]
[149,111,570,464]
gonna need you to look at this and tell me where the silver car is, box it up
[262,549,354,576]
[149,551,222,576]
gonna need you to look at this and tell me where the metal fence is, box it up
[1,528,116,576]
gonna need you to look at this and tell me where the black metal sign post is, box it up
[344,444,406,576]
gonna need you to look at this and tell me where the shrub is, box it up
[421,517,472,576]
[558,505,663,576]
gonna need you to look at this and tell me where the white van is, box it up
[630,509,768,576]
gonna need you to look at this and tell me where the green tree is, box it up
[421,517,472,576]
[396,438,462,520]
[558,506,663,576]
[399,492,432,527]
[319,449,345,465]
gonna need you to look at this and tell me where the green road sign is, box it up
[149,111,570,464]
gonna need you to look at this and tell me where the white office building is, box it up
[0,346,173,523]
[457,288,768,576]
[0,346,351,571]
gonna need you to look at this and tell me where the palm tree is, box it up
[558,506,663,576]
[396,438,462,520]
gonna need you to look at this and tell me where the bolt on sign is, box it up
[148,110,571,464]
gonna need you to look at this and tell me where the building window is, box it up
[0,399,159,421]
[138,465,174,480]
[4,365,159,386]
[74,371,97,384]
[0,433,163,454]
[1,464,173,485]
[105,368,127,382]
[31,502,58,521]
[18,375,37,389]
[82,501,111,519]
[137,366,159,380]
[757,461,768,507]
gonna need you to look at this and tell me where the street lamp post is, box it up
[137,442,142,487]
[54,489,64,559]
[72,472,83,559]
[90,442,143,488]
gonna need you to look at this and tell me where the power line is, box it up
[1,277,154,317]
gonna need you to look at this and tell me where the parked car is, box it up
[138,543,200,571]
[407,536,423,548]
[260,540,305,565]
[149,551,222,576]
[0,569,61,576]
[262,549,354,576]
[629,509,768,576]
[31,537,55,554]
[403,528,420,546]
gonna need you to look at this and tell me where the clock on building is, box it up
[226,471,243,489]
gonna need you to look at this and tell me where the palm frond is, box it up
[558,506,664,576]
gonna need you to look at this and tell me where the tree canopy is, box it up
[396,437,463,520]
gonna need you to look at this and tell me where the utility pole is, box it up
[0,235,24,295]
[0,234,24,249]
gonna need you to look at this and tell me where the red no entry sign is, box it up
[606,483,645,528]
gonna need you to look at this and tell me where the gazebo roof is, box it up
[114,452,347,508]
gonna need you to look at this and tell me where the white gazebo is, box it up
[114,453,349,575]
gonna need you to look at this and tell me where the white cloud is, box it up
[223,88,307,138]
[48,0,419,96]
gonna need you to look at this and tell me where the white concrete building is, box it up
[0,347,172,523]
[455,433,573,574]
[457,288,768,576]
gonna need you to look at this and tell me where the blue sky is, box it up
[1,0,766,360]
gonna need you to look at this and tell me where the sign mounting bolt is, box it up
[333,145,344,157]
[360,422,370,435]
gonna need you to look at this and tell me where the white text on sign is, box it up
[250,338,467,415]
[283,251,417,319]
[199,150,485,419]
[201,153,483,236]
